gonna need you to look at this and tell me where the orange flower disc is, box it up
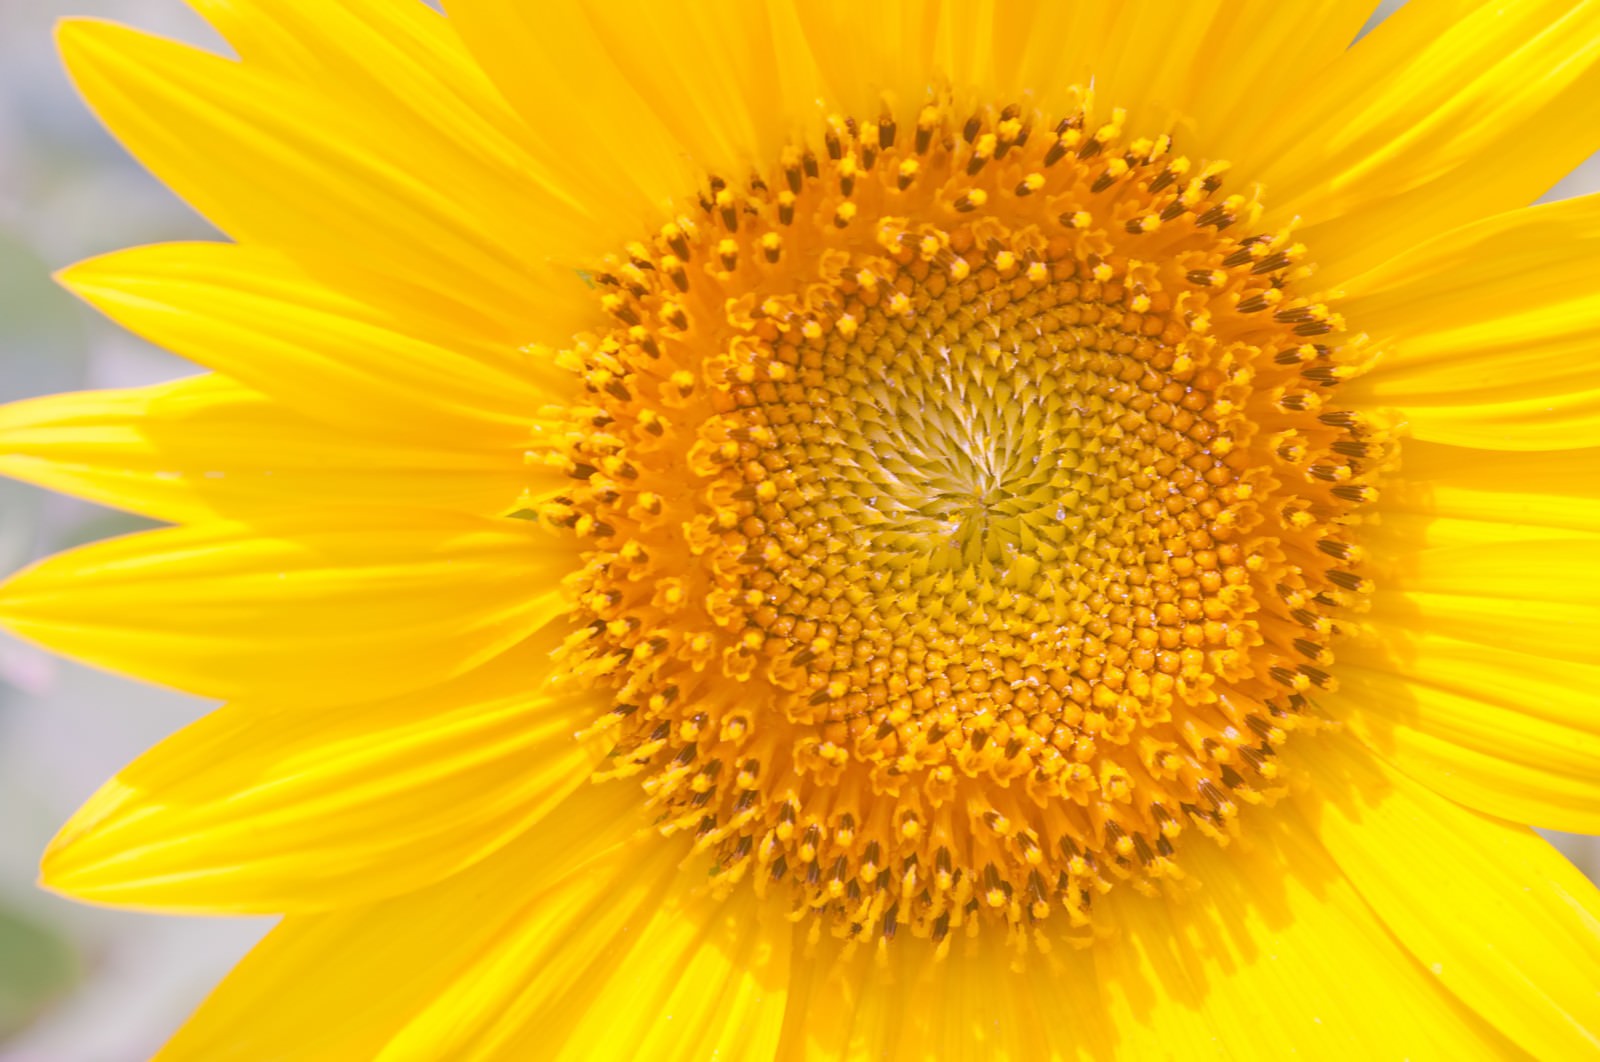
[548,100,1383,950]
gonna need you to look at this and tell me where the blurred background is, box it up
[0,1,1597,1059]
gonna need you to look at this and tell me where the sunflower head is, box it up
[2,2,1599,1058]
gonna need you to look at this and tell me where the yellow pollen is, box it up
[553,98,1380,948]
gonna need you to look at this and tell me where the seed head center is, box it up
[546,98,1381,949]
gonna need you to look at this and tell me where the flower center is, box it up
[547,99,1382,949]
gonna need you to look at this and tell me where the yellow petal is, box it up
[156,779,651,1060]
[158,781,791,1061]
[1093,808,1509,1060]
[439,0,707,239]
[0,511,575,706]
[780,930,1118,1060]
[445,0,1371,228]
[1333,636,1600,832]
[1375,440,1600,540]
[1304,730,1600,1057]
[1366,538,1600,665]
[1247,0,1600,279]
[0,374,538,523]
[41,628,606,913]
[780,793,1507,1059]
[1340,194,1600,448]
[378,853,790,1061]
[57,18,597,340]
[59,243,561,445]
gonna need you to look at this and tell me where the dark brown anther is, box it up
[1221,248,1255,268]
[1077,137,1102,159]
[1091,172,1116,193]
[778,199,795,226]
[802,151,819,179]
[1327,570,1366,591]
[1299,665,1334,689]
[1159,200,1187,221]
[1043,139,1068,167]
[1251,252,1291,275]
[915,123,933,155]
[966,154,987,177]
[879,116,896,149]
[1294,320,1333,336]
[1148,169,1178,193]
[824,127,842,160]
[721,205,739,232]
[667,232,690,260]
[962,114,982,142]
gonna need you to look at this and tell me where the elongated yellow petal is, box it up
[1375,440,1600,540]
[0,374,537,523]
[1247,0,1600,279]
[1340,194,1600,448]
[1367,538,1600,665]
[155,779,650,1060]
[780,930,1118,1060]
[1091,809,1509,1060]
[438,0,706,238]
[59,243,562,445]
[378,855,790,1061]
[57,18,597,342]
[42,629,607,913]
[780,795,1508,1059]
[1304,730,1600,1057]
[1333,637,1600,832]
[0,511,575,706]
[157,781,790,1061]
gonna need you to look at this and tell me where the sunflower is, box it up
[3,0,1600,1056]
